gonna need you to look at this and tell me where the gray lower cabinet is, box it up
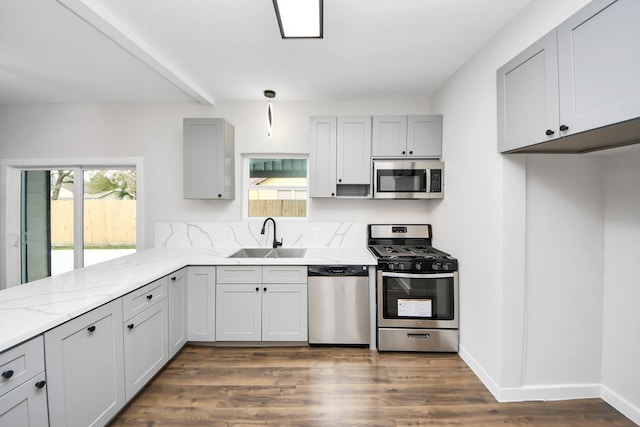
[216,266,308,342]
[187,266,216,342]
[168,268,187,358]
[122,280,169,401]
[0,336,48,427]
[498,0,640,153]
[45,299,125,427]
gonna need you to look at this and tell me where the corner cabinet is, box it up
[498,0,640,153]
[215,266,308,342]
[45,299,125,427]
[310,116,371,198]
[372,115,442,158]
[183,118,235,199]
[0,336,48,427]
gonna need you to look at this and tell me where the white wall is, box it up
[601,145,640,421]
[428,0,617,401]
[0,98,434,255]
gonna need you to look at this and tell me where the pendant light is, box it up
[264,90,276,137]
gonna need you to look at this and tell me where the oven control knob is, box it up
[433,262,441,271]
[398,263,404,270]
[414,262,422,271]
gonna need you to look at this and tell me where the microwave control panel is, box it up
[430,169,442,193]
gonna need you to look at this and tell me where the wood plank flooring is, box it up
[109,345,635,427]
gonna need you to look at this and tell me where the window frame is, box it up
[1,157,144,289]
[242,154,309,220]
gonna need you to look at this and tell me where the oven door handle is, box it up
[380,272,455,279]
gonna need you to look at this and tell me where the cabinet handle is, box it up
[218,194,222,198]
[87,325,96,332]
[545,129,555,136]
[35,380,46,389]
[127,323,135,329]
[402,150,406,155]
[1,370,14,379]
[559,124,569,132]
[255,287,259,292]
[338,178,342,183]
[146,295,153,300]
[263,287,267,292]
[409,150,413,155]
[331,193,335,197]
[171,276,176,281]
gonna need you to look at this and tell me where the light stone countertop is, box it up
[0,247,376,353]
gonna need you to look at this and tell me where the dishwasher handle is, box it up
[308,265,368,277]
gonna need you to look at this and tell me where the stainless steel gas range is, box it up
[368,224,459,352]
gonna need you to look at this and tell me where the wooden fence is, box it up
[248,200,306,217]
[51,200,136,246]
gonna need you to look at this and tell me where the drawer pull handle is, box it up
[263,287,267,292]
[545,129,555,136]
[35,380,46,389]
[407,333,431,339]
[87,325,96,332]
[255,287,259,292]
[171,276,176,281]
[559,124,569,132]
[146,295,153,300]
[2,370,14,379]
[127,323,135,329]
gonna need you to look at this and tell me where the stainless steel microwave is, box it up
[373,160,444,199]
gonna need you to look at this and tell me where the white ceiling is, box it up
[0,0,531,106]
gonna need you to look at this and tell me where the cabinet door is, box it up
[183,118,235,200]
[187,266,216,342]
[0,372,48,427]
[123,298,169,400]
[216,284,262,341]
[262,284,308,342]
[407,115,442,158]
[168,269,187,358]
[336,116,372,185]
[497,30,560,153]
[372,116,407,157]
[45,299,125,427]
[558,0,640,136]
[309,117,337,197]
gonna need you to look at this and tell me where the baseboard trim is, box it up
[458,344,639,425]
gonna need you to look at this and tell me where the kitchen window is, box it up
[1,158,143,288]
[245,156,308,218]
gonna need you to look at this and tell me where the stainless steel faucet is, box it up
[261,217,282,248]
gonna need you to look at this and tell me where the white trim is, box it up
[242,154,310,221]
[1,157,144,289]
[602,384,640,425]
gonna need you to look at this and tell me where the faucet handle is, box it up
[274,238,283,248]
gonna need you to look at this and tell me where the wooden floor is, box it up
[110,345,635,427]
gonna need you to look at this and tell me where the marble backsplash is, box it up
[154,221,368,249]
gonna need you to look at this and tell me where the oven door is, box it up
[377,271,458,328]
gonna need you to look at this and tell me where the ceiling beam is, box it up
[56,0,215,105]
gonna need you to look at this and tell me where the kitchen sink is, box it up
[228,248,307,258]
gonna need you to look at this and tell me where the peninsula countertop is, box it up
[0,246,377,353]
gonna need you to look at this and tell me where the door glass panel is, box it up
[83,169,137,267]
[50,170,75,276]
[382,276,454,320]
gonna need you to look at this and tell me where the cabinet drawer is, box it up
[217,266,261,284]
[263,266,307,284]
[123,278,168,321]
[0,336,44,398]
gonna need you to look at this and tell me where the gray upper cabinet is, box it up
[498,0,640,153]
[310,116,371,198]
[183,118,235,199]
[372,115,442,158]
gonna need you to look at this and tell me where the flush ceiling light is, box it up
[272,0,323,39]
[264,90,276,137]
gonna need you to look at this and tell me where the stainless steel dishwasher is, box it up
[307,265,370,346]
